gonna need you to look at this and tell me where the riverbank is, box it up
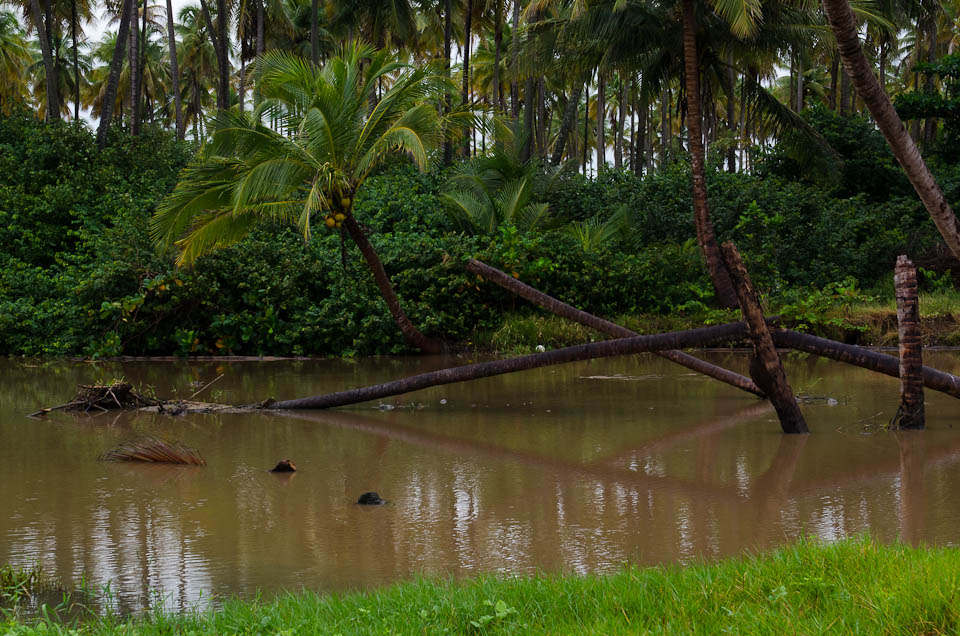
[3,538,958,634]
[483,289,960,354]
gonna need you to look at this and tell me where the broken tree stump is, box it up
[721,242,808,434]
[891,255,925,429]
[465,258,765,398]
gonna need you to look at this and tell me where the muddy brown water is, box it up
[2,352,960,613]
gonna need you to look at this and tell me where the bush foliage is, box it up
[0,113,951,356]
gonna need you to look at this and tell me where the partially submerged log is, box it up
[267,322,753,410]
[465,258,765,398]
[99,436,206,466]
[770,330,960,399]
[721,242,808,434]
[891,256,924,429]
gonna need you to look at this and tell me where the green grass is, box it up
[480,289,960,354]
[3,537,960,634]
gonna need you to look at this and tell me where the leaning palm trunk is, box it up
[681,0,738,308]
[96,0,133,147]
[551,80,584,166]
[821,0,960,264]
[343,216,446,354]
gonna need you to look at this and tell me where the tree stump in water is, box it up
[891,255,925,429]
[721,242,808,434]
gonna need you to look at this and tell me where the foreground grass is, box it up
[3,538,960,634]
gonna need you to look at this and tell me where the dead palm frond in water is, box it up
[99,436,207,466]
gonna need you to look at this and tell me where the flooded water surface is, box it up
[2,352,960,612]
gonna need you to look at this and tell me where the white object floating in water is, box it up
[440,398,447,405]
[377,403,395,411]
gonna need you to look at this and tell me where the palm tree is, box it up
[0,10,32,113]
[442,147,552,235]
[152,43,455,353]
[96,0,134,146]
[823,0,960,264]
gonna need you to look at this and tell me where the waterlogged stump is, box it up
[891,256,925,430]
[357,492,385,505]
[721,242,808,434]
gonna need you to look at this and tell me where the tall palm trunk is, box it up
[96,0,133,146]
[130,0,140,134]
[726,57,736,172]
[215,0,229,109]
[680,0,738,307]
[615,76,626,169]
[342,216,445,353]
[822,0,960,264]
[30,0,60,120]
[443,0,452,166]
[462,0,472,156]
[595,71,604,172]
[923,20,937,147]
[311,0,319,65]
[492,0,503,113]
[551,79,582,165]
[510,0,519,118]
[166,0,183,139]
[71,0,79,121]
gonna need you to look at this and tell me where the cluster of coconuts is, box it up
[324,197,351,229]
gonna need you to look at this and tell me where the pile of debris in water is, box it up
[29,382,265,418]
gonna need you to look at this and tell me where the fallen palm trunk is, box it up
[465,258,765,398]
[770,330,960,399]
[266,322,752,410]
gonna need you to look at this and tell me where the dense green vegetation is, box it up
[2,108,958,357]
[3,538,959,634]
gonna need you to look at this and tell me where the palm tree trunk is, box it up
[464,258,765,397]
[215,0,229,109]
[493,0,503,113]
[443,0,452,166]
[462,0,473,156]
[551,80,583,165]
[130,0,140,134]
[71,0,79,121]
[268,322,755,409]
[522,76,535,161]
[311,0,319,65]
[342,215,446,353]
[166,0,183,139]
[615,76,626,169]
[923,21,937,147]
[822,0,960,265]
[582,80,589,174]
[30,0,60,121]
[681,0,738,308]
[96,0,133,146]
[596,71,605,172]
[510,0,520,118]
[536,77,546,158]
[726,57,736,172]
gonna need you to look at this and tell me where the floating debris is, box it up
[99,436,206,466]
[269,459,297,473]
[357,492,385,505]
[29,383,158,417]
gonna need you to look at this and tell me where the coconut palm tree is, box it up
[152,43,456,352]
[0,10,32,113]
[823,0,960,264]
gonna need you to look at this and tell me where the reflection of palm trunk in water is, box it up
[896,432,925,546]
[749,434,808,549]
